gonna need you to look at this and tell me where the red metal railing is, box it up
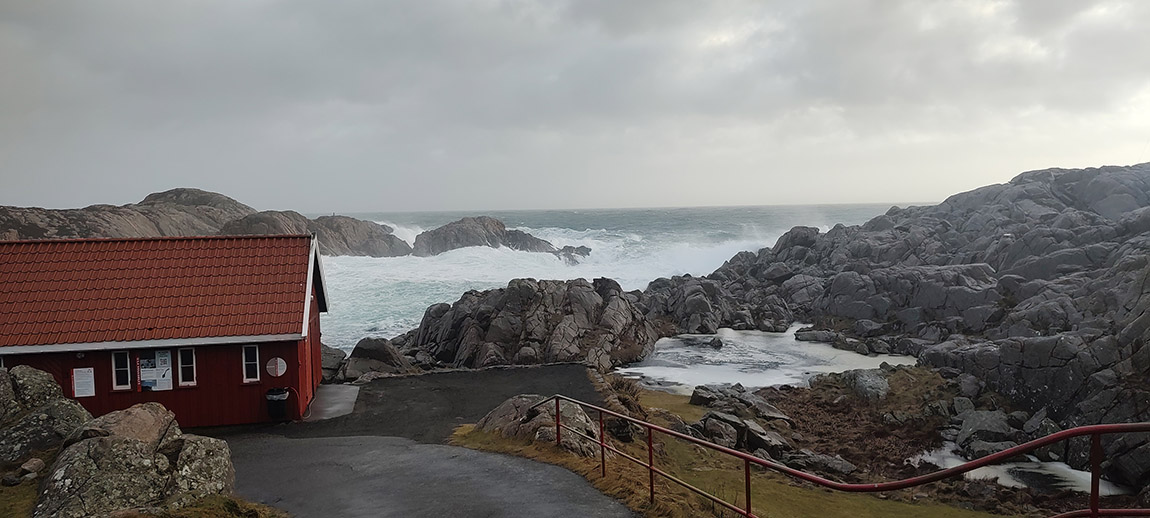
[531,394,1150,518]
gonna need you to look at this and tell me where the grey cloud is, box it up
[1,0,1147,212]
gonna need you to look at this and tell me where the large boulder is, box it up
[476,394,600,457]
[321,343,348,382]
[63,402,182,454]
[0,368,20,422]
[9,365,63,410]
[841,369,890,403]
[34,403,234,517]
[412,216,555,257]
[402,277,657,371]
[340,337,415,380]
[0,399,92,465]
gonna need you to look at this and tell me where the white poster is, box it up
[140,350,173,392]
[72,367,95,398]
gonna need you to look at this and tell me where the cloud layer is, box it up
[2,0,1148,211]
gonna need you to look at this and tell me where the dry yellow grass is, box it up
[451,400,1013,518]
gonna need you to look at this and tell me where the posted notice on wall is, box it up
[139,350,173,391]
[72,367,95,398]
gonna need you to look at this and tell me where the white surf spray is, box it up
[615,324,918,394]
[909,443,1131,496]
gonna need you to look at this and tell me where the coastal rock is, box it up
[689,384,792,423]
[34,403,234,517]
[476,395,600,457]
[842,369,890,402]
[956,410,1018,446]
[9,365,63,411]
[781,449,857,476]
[0,368,19,422]
[63,402,181,454]
[0,399,92,465]
[412,216,555,257]
[0,188,255,240]
[340,337,415,380]
[219,210,412,257]
[404,277,656,371]
[320,343,348,383]
[664,162,1150,486]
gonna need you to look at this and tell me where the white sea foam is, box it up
[615,324,918,393]
[909,443,1131,495]
[374,221,423,246]
[321,225,782,349]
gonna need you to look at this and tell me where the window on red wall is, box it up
[112,351,132,390]
[178,348,196,387]
[242,345,260,383]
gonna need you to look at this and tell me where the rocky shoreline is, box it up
[0,188,591,262]
[334,162,1150,491]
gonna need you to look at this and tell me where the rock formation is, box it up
[220,210,412,257]
[413,216,552,255]
[0,190,593,261]
[636,162,1150,487]
[0,188,255,241]
[34,402,234,517]
[396,277,656,371]
[0,187,413,257]
[0,366,92,466]
[337,337,417,381]
[476,394,601,457]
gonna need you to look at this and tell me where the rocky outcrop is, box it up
[412,216,554,256]
[320,343,348,383]
[398,277,657,371]
[219,211,412,257]
[34,402,234,517]
[0,188,256,241]
[0,188,414,258]
[338,337,416,380]
[638,162,1150,486]
[0,366,93,467]
[476,394,601,457]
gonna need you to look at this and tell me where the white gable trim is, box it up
[0,333,303,355]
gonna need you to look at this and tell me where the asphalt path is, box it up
[228,434,635,518]
[215,364,636,517]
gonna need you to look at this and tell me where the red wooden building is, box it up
[0,234,328,427]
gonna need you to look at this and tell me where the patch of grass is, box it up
[451,422,1009,518]
[640,389,706,423]
[0,474,39,518]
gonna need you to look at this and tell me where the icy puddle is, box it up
[616,323,917,393]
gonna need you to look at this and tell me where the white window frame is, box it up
[112,351,132,390]
[242,345,260,383]
[0,356,5,369]
[177,348,197,387]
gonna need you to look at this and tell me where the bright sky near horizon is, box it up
[2,1,1149,213]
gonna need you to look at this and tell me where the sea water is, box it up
[319,204,892,348]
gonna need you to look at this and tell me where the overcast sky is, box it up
[2,1,1148,212]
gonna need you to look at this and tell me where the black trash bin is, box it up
[266,388,290,421]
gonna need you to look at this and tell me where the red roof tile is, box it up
[0,235,321,348]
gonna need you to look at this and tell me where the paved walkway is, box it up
[228,433,635,518]
[218,364,635,517]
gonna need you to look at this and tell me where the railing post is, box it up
[745,458,752,517]
[555,397,562,447]
[599,410,606,478]
[1090,433,1102,518]
[648,425,655,506]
